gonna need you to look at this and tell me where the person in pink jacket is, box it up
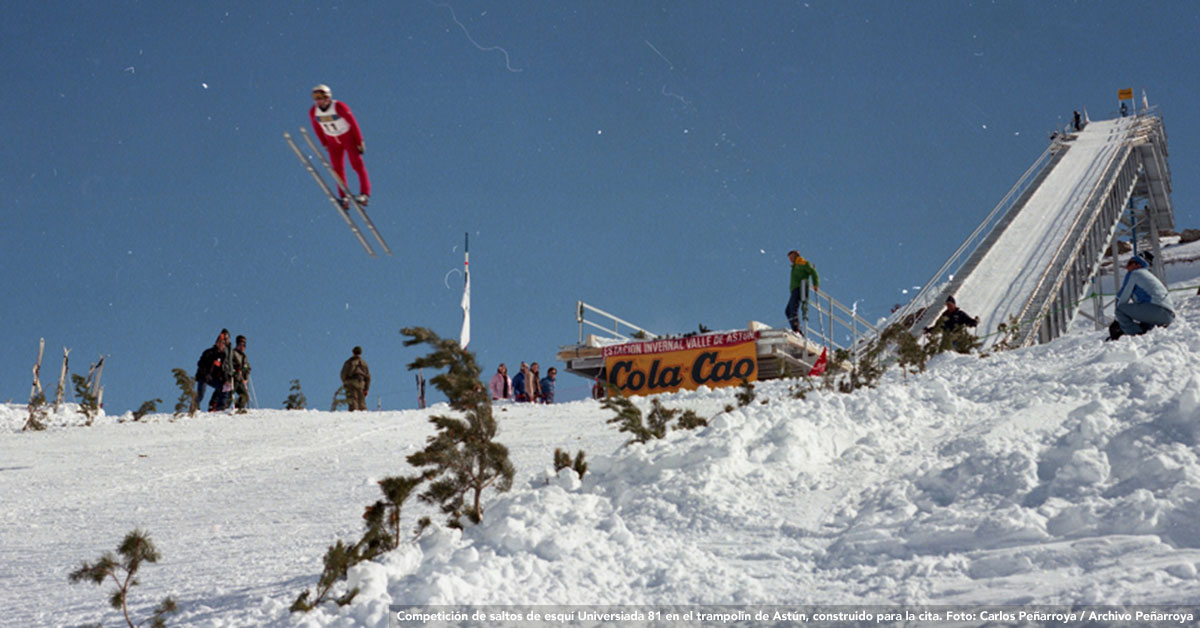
[489,363,512,401]
[309,84,371,206]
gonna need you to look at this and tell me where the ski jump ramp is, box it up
[904,111,1174,349]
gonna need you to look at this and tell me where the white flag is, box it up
[460,237,470,348]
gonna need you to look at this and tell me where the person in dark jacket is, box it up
[539,367,557,404]
[340,346,371,411]
[194,330,233,412]
[512,361,529,402]
[926,296,979,334]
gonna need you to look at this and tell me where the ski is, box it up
[283,131,377,257]
[298,127,392,256]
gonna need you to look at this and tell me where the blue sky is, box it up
[3,1,1198,412]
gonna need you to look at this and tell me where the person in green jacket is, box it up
[785,250,819,333]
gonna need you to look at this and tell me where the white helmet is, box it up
[312,84,332,97]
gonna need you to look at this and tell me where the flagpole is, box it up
[460,232,471,349]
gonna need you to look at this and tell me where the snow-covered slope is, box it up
[4,275,1200,627]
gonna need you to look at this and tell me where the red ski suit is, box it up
[309,100,370,197]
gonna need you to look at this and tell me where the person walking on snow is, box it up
[1109,255,1175,340]
[785,251,819,333]
[309,84,370,206]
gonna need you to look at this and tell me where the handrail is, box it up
[1011,129,1134,345]
[574,287,878,362]
[800,289,879,356]
[891,144,1056,331]
[575,301,658,343]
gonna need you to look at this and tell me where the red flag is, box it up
[808,348,828,377]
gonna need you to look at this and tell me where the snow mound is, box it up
[301,296,1200,615]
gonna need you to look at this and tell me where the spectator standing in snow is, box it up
[1073,110,1082,132]
[232,335,251,410]
[528,362,543,403]
[309,84,370,206]
[785,251,820,333]
[926,296,980,335]
[194,330,232,412]
[489,363,512,401]
[340,346,371,411]
[1109,255,1175,340]
[512,362,529,402]
[540,367,557,404]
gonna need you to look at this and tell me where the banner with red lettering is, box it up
[603,331,759,396]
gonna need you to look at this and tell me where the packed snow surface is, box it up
[4,268,1200,626]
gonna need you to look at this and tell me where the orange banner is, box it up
[1118,88,1134,101]
[604,331,759,396]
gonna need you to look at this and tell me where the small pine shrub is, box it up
[369,476,424,552]
[24,392,48,432]
[835,325,893,393]
[553,448,571,473]
[292,475,423,613]
[284,379,307,410]
[132,399,161,422]
[604,396,707,443]
[988,315,1024,353]
[572,451,588,478]
[330,386,349,411]
[402,326,514,527]
[674,408,708,431]
[289,541,362,613]
[71,373,100,424]
[735,379,755,407]
[603,396,666,444]
[68,529,177,628]
[553,448,588,479]
[171,368,196,417]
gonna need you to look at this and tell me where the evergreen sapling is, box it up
[735,379,755,407]
[284,379,307,410]
[24,392,48,432]
[331,385,349,411]
[291,475,424,613]
[603,396,667,444]
[71,373,100,424]
[133,399,161,422]
[401,326,514,527]
[553,448,588,479]
[171,368,196,417]
[68,529,177,628]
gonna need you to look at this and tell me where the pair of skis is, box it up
[284,128,391,257]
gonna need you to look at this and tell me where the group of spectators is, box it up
[194,329,252,412]
[489,361,557,404]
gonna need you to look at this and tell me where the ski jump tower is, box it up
[899,108,1175,349]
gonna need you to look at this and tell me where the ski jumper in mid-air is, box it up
[309,84,371,206]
